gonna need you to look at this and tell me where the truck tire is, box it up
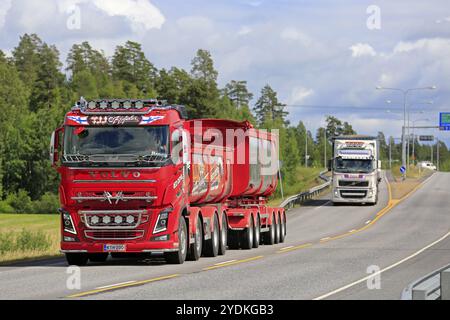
[263,215,276,245]
[89,253,108,263]
[279,214,286,243]
[253,216,260,248]
[203,215,219,257]
[165,217,188,264]
[218,214,227,255]
[187,217,203,261]
[274,215,280,244]
[65,253,88,266]
[241,216,254,249]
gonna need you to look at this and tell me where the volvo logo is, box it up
[88,171,141,178]
[104,191,123,204]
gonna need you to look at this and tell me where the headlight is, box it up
[59,209,77,234]
[153,207,173,234]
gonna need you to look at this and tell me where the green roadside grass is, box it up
[0,214,61,263]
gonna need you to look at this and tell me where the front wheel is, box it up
[165,217,188,264]
[65,253,88,266]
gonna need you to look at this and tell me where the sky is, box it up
[0,0,449,145]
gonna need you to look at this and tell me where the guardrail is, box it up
[401,264,450,300]
[281,170,331,209]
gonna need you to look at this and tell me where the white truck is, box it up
[330,135,381,205]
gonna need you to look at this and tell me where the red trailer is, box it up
[50,99,286,265]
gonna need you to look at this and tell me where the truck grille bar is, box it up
[72,191,157,204]
[84,230,145,240]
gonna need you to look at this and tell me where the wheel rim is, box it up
[255,219,260,243]
[249,219,254,245]
[180,223,186,255]
[221,217,227,246]
[196,220,202,252]
[213,219,219,248]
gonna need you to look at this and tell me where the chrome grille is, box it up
[85,230,145,240]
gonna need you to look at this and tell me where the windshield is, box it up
[334,158,373,173]
[63,126,169,166]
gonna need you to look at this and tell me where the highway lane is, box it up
[2,172,446,300]
[0,172,389,299]
[79,173,450,300]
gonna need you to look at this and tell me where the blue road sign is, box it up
[439,112,450,131]
[400,166,406,174]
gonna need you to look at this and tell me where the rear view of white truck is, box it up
[330,136,381,205]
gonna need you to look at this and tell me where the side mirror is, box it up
[327,159,333,171]
[377,160,382,169]
[50,127,63,167]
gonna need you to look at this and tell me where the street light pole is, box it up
[376,86,436,179]
[305,129,308,168]
[324,129,327,169]
[411,118,430,165]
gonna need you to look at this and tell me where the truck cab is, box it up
[50,99,191,265]
[330,136,381,205]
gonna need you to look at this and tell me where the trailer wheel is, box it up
[218,214,227,255]
[263,214,276,245]
[187,217,203,261]
[242,216,254,249]
[274,214,281,244]
[279,214,286,243]
[165,217,188,264]
[88,253,108,263]
[65,253,88,266]
[253,216,260,248]
[203,215,219,257]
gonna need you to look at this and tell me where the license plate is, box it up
[103,244,126,252]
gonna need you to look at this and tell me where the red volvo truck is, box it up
[50,99,286,265]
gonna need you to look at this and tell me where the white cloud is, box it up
[0,0,12,30]
[280,27,311,45]
[58,0,165,31]
[393,38,450,54]
[349,43,376,57]
[288,87,314,105]
[237,26,252,36]
[176,16,213,32]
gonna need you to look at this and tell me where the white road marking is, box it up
[320,237,331,241]
[314,200,331,210]
[95,281,136,289]
[365,220,371,224]
[280,246,294,250]
[313,230,450,300]
[349,229,356,233]
[214,260,237,266]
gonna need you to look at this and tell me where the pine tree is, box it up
[254,84,288,125]
[112,41,157,96]
[222,80,253,109]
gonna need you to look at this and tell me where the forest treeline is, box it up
[0,34,448,213]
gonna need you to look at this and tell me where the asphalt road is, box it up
[1,172,449,300]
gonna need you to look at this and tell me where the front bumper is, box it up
[61,240,179,254]
[332,187,377,203]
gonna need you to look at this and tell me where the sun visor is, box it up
[338,149,373,159]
